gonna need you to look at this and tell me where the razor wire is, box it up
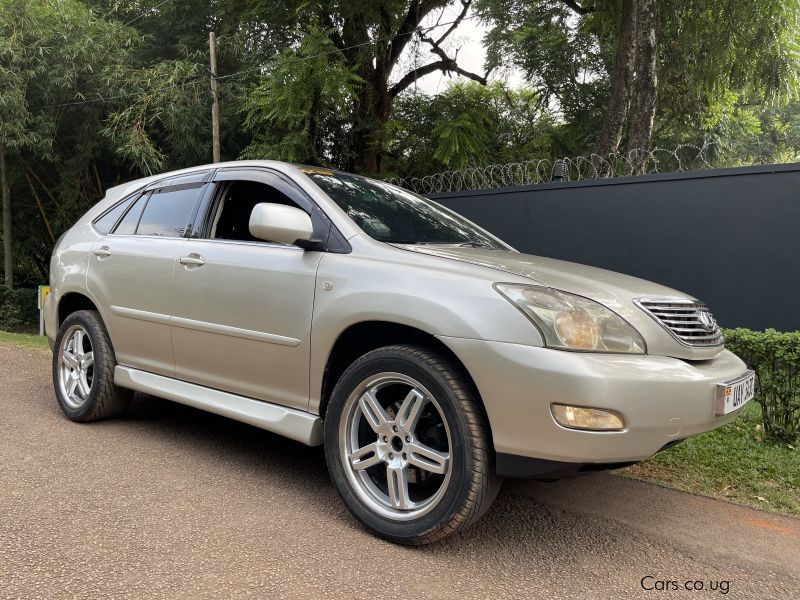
[386,133,800,194]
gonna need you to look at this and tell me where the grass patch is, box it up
[0,330,50,350]
[621,402,800,516]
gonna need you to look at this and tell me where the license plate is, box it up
[715,370,755,416]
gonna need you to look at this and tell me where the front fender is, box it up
[307,251,544,413]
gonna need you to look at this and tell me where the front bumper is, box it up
[438,337,748,474]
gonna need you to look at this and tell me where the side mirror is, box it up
[249,203,314,247]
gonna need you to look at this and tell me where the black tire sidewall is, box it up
[324,347,488,543]
[52,310,113,421]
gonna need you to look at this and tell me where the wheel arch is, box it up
[57,291,100,327]
[318,321,492,446]
[56,292,102,327]
[55,291,120,361]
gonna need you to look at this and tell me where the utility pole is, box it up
[0,144,12,289]
[209,31,221,163]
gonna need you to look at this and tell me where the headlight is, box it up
[494,283,646,354]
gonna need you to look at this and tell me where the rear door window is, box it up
[135,185,203,238]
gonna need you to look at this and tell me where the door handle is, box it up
[93,246,112,258]
[179,254,206,267]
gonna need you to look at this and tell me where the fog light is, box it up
[551,404,624,431]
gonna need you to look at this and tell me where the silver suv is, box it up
[45,161,754,544]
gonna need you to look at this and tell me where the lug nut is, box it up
[392,425,399,432]
[402,452,407,460]
[388,453,394,459]
[382,436,388,442]
[405,435,411,442]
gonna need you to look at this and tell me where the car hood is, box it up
[397,245,721,360]
[398,246,689,303]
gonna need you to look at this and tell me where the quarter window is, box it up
[114,194,148,235]
[136,185,202,237]
[93,197,134,234]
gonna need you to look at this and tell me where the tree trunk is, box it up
[595,0,637,173]
[626,0,658,176]
[0,144,12,289]
[351,71,392,174]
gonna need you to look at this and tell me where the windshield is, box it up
[304,170,508,249]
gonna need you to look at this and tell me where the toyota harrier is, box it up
[45,161,755,544]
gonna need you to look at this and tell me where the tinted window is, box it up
[114,194,148,235]
[305,171,505,248]
[93,197,134,234]
[212,181,301,242]
[136,186,202,237]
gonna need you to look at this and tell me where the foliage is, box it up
[240,23,362,165]
[724,328,800,442]
[0,0,137,154]
[657,0,800,133]
[385,81,557,178]
[476,0,800,156]
[236,1,496,173]
[101,58,211,174]
[0,285,37,330]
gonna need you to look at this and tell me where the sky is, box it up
[396,7,524,95]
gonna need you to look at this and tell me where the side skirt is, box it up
[114,366,323,446]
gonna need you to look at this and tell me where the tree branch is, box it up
[390,59,453,97]
[561,0,590,15]
[390,29,491,98]
[387,0,448,71]
[431,0,471,47]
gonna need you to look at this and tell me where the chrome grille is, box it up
[635,298,724,347]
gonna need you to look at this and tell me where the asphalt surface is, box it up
[1,344,798,599]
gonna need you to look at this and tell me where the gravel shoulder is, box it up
[1,344,798,599]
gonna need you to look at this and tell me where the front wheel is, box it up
[324,345,501,545]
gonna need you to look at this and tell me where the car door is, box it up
[170,168,326,411]
[87,172,210,377]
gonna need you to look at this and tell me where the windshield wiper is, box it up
[458,242,492,248]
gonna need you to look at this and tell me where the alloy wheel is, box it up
[339,372,452,521]
[57,325,95,409]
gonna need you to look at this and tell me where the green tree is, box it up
[0,0,224,286]
[0,0,137,286]
[240,23,363,165]
[385,81,557,177]
[478,0,800,172]
[241,0,491,173]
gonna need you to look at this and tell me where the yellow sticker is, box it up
[38,285,50,310]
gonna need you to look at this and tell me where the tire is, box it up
[52,309,132,422]
[324,344,501,545]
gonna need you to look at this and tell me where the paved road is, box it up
[1,344,798,599]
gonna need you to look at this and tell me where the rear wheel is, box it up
[52,310,131,422]
[324,345,501,545]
